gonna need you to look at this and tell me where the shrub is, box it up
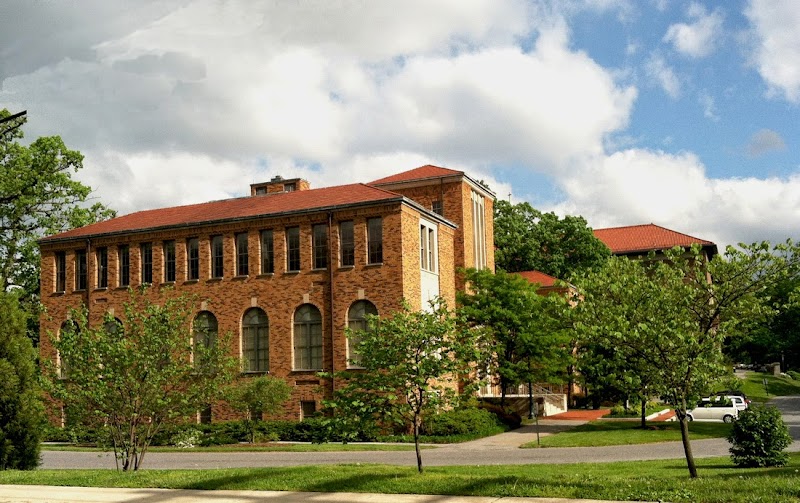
[422,407,504,436]
[727,404,792,467]
[170,428,202,448]
[786,370,800,381]
[478,402,522,429]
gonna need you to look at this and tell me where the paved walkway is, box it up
[0,485,644,503]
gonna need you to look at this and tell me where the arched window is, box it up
[57,320,79,379]
[242,308,269,372]
[347,300,377,368]
[193,311,218,368]
[293,304,322,370]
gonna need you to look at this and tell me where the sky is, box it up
[1,0,798,250]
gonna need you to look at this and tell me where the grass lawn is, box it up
[42,443,418,453]
[738,371,800,402]
[2,455,799,502]
[522,420,732,448]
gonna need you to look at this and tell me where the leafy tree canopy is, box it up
[458,268,571,405]
[326,298,479,473]
[573,241,800,478]
[44,288,238,471]
[0,109,115,299]
[493,200,610,279]
[0,291,44,470]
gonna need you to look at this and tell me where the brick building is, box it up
[39,165,495,422]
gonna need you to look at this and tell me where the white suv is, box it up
[686,397,739,423]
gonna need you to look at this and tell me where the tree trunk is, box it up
[640,398,646,429]
[678,412,698,478]
[413,412,423,473]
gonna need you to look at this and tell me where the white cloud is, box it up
[698,91,719,121]
[551,148,800,248]
[663,2,724,58]
[747,129,787,157]
[645,54,681,98]
[745,0,800,103]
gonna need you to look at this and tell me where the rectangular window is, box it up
[236,232,249,276]
[163,240,176,282]
[339,221,354,267]
[312,223,328,269]
[367,217,383,264]
[140,243,153,284]
[55,252,66,292]
[75,249,87,290]
[286,226,300,271]
[118,245,130,287]
[96,247,108,288]
[260,230,274,274]
[211,235,224,278]
[420,221,438,273]
[472,190,487,269]
[187,238,200,280]
[432,200,443,216]
[300,400,316,419]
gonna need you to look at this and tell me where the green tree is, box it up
[45,288,238,471]
[228,376,291,443]
[0,291,44,470]
[493,200,610,278]
[574,242,800,478]
[328,299,478,473]
[0,109,115,299]
[458,268,571,408]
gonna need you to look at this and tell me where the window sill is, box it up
[233,275,248,280]
[311,267,328,272]
[284,270,301,275]
[161,281,175,286]
[116,285,130,290]
[184,279,199,284]
[241,370,269,375]
[365,262,383,268]
[52,291,65,296]
[73,289,86,293]
[338,265,355,271]
[94,287,108,292]
[346,366,365,370]
[257,273,274,278]
[206,277,223,283]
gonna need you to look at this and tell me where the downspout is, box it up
[85,238,91,327]
[328,212,336,397]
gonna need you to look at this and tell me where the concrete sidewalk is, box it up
[0,485,647,503]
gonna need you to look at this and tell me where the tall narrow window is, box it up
[339,221,354,267]
[55,252,66,293]
[472,190,487,269]
[236,232,249,276]
[432,200,443,216]
[140,243,153,284]
[211,235,224,278]
[187,238,199,280]
[367,217,382,264]
[420,220,438,272]
[58,320,78,379]
[96,247,108,288]
[312,223,328,269]
[193,311,218,370]
[347,300,378,368]
[293,304,322,370]
[260,230,274,274]
[286,226,300,271]
[75,249,87,290]
[242,308,269,372]
[118,245,129,287]
[163,240,176,282]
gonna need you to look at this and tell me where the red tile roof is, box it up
[593,224,716,255]
[369,165,464,185]
[516,270,558,287]
[41,183,402,243]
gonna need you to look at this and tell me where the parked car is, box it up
[711,391,751,410]
[686,397,739,423]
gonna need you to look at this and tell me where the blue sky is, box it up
[1,0,798,249]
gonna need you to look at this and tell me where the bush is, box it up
[422,407,505,436]
[786,370,800,381]
[727,405,792,467]
[478,402,522,429]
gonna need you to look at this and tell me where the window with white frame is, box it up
[293,304,322,370]
[419,220,438,273]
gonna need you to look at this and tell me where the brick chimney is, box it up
[250,176,310,195]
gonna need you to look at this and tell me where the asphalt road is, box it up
[39,396,800,470]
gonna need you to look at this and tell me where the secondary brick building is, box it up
[39,165,494,422]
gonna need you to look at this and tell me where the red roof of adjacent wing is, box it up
[40,183,402,242]
[516,270,558,287]
[370,165,464,185]
[593,224,716,255]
